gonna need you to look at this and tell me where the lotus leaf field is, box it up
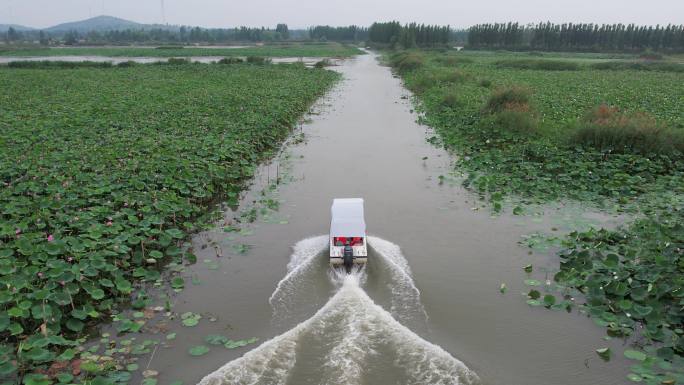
[0,61,339,383]
[390,50,684,383]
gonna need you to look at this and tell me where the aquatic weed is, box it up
[0,62,339,382]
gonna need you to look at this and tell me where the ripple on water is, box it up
[200,236,479,385]
[199,269,479,385]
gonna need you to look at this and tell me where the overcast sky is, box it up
[3,0,683,29]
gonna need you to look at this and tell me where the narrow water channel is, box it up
[144,52,631,385]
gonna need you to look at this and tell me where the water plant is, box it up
[388,49,684,383]
[0,61,338,383]
[482,86,532,113]
[591,61,684,73]
[569,104,684,155]
[494,59,581,71]
[389,51,425,74]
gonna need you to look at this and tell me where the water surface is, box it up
[136,52,631,385]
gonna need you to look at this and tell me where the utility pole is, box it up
[161,0,166,24]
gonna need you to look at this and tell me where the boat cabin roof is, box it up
[330,198,366,237]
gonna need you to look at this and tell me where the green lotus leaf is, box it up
[205,335,228,345]
[23,373,50,385]
[595,347,611,361]
[624,350,647,361]
[189,345,210,356]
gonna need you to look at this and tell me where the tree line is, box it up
[2,25,301,45]
[308,25,368,42]
[368,22,451,48]
[4,24,370,45]
[5,21,682,52]
[41,25,375,45]
[468,22,684,52]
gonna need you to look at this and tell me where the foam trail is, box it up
[199,270,480,385]
[368,236,428,323]
[270,236,426,324]
[268,235,328,314]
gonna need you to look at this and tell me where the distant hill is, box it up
[0,24,34,32]
[45,15,145,33]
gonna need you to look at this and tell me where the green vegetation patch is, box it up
[0,43,362,58]
[389,49,684,383]
[0,62,339,382]
[396,49,683,234]
[494,59,581,71]
[570,105,684,156]
[6,61,116,69]
[591,60,684,73]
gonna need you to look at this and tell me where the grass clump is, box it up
[440,89,463,109]
[116,60,138,67]
[570,104,684,155]
[408,69,467,95]
[434,55,474,66]
[390,51,425,74]
[638,50,664,60]
[591,61,684,72]
[218,57,244,64]
[314,59,333,68]
[166,57,192,65]
[246,56,272,65]
[480,86,539,136]
[483,86,532,113]
[6,60,114,69]
[495,59,580,71]
[487,109,539,135]
[479,78,492,88]
[438,69,468,83]
[408,72,438,94]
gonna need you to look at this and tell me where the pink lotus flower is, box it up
[37,272,44,278]
[15,229,21,235]
[106,221,113,226]
[47,234,54,242]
